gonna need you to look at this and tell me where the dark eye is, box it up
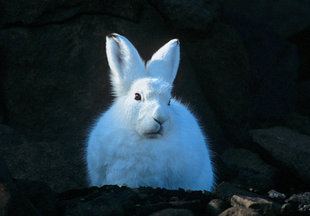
[134,93,141,101]
[168,98,171,106]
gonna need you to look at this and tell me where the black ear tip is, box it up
[107,33,118,38]
[176,39,180,44]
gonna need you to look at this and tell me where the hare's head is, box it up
[106,33,180,138]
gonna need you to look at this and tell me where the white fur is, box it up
[86,33,214,191]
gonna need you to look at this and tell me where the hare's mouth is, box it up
[144,128,163,138]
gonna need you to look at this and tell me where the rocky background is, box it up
[0,0,310,215]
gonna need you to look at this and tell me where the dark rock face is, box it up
[250,127,310,185]
[222,0,310,38]
[221,148,276,191]
[60,185,212,216]
[0,0,309,215]
[149,0,220,32]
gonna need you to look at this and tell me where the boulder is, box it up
[0,124,85,191]
[148,0,220,32]
[221,148,276,191]
[184,23,251,145]
[250,127,310,185]
[223,14,298,121]
[231,195,279,216]
[222,0,310,38]
[0,0,143,27]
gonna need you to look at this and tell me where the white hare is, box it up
[86,33,214,191]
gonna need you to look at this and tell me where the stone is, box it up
[149,208,194,216]
[0,158,40,216]
[284,113,310,136]
[60,185,212,215]
[0,0,143,27]
[231,195,278,216]
[184,23,251,145]
[0,124,85,191]
[222,0,310,37]
[296,81,310,115]
[250,127,310,184]
[148,0,220,32]
[223,14,298,121]
[290,26,310,80]
[221,148,276,191]
[213,182,258,203]
[268,189,286,200]
[206,198,230,216]
[219,206,260,216]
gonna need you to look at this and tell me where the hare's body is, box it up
[86,33,214,191]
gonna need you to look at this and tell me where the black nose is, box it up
[153,118,162,125]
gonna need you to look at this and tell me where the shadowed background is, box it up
[0,0,310,215]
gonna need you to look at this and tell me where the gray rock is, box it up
[213,182,258,203]
[297,80,310,114]
[149,208,194,216]
[250,127,310,184]
[219,206,260,216]
[149,0,220,32]
[231,195,279,216]
[206,198,230,216]
[223,14,298,121]
[285,192,310,215]
[221,148,276,191]
[284,113,310,137]
[222,0,310,37]
[0,124,85,191]
[0,0,143,27]
[184,23,251,145]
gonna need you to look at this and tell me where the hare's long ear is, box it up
[106,33,145,96]
[146,39,180,84]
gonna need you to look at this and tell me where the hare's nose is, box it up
[153,118,163,125]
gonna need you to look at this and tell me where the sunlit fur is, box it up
[86,33,214,191]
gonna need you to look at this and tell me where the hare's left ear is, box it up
[106,33,145,96]
[146,39,180,84]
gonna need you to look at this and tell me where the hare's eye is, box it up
[134,93,141,101]
[168,98,171,106]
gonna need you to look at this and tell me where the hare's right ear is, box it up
[106,33,145,96]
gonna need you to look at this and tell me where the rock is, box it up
[15,179,59,216]
[0,124,85,191]
[221,148,276,191]
[222,0,310,38]
[296,81,310,115]
[223,14,298,121]
[60,185,212,216]
[268,189,286,200]
[184,23,251,145]
[0,159,41,216]
[284,113,310,136]
[231,195,279,216]
[250,127,310,184]
[206,198,230,216]
[213,182,258,203]
[219,206,260,216]
[148,0,220,32]
[149,208,194,216]
[282,192,310,215]
[0,0,143,27]
[290,26,310,80]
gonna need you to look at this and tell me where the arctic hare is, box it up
[86,33,214,191]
